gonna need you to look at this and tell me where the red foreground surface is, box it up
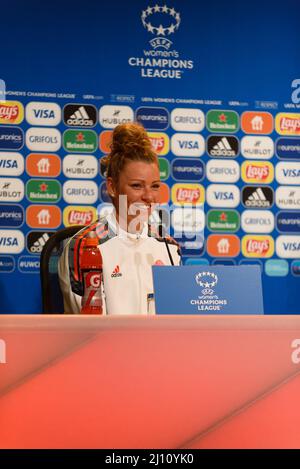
[1,315,300,448]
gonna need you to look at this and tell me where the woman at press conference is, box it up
[58,122,181,315]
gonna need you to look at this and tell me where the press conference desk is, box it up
[1,314,300,449]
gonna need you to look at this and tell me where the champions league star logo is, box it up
[195,272,218,296]
[141,5,181,50]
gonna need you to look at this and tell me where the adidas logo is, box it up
[208,136,238,157]
[30,233,50,253]
[64,104,96,127]
[248,188,266,201]
[111,264,122,278]
[243,187,272,208]
[70,106,90,120]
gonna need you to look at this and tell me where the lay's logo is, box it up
[171,183,205,205]
[148,132,169,155]
[0,101,24,124]
[275,113,300,135]
[242,161,274,184]
[242,235,274,258]
[63,206,97,227]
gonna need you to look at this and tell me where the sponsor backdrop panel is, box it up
[0,0,300,314]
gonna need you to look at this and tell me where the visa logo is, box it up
[282,169,300,177]
[214,192,234,200]
[283,242,300,251]
[0,237,18,246]
[0,159,18,168]
[179,140,199,149]
[33,109,56,119]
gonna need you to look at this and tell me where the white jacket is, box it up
[58,212,181,315]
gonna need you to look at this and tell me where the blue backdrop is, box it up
[1,0,300,314]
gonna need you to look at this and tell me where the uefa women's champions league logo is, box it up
[141,5,181,50]
[195,271,218,296]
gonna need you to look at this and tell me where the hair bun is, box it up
[111,122,152,157]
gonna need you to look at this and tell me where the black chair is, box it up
[40,225,85,314]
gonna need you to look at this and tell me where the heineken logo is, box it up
[26,179,61,202]
[63,129,97,153]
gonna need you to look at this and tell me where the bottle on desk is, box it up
[80,235,103,315]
